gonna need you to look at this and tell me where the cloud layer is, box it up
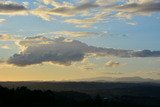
[7,36,160,66]
[32,0,160,26]
[1,0,160,26]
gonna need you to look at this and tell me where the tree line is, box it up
[0,85,159,107]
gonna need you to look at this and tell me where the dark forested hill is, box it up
[0,82,160,107]
[0,82,160,96]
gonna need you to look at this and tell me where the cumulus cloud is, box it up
[6,36,160,67]
[7,37,86,66]
[0,1,28,15]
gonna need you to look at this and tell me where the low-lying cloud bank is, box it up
[6,36,160,66]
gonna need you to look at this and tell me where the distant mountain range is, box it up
[73,76,160,83]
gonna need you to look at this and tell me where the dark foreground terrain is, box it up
[0,82,160,107]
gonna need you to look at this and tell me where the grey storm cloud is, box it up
[6,36,160,67]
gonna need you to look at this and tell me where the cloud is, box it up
[31,0,73,21]
[67,1,160,26]
[127,21,138,26]
[48,1,99,16]
[42,0,73,8]
[0,0,159,26]
[102,1,160,20]
[64,12,106,28]
[0,1,28,15]
[0,59,13,68]
[115,1,160,16]
[105,60,120,67]
[49,0,158,27]
[6,36,160,67]
[0,19,6,23]
[66,1,160,17]
[31,1,102,21]
[31,1,99,21]
[0,44,10,49]
[52,31,105,37]
[0,34,21,41]
[42,0,53,5]
[37,31,107,38]
[131,50,160,57]
[7,37,86,66]
[22,2,29,8]
[0,34,12,41]
[0,59,4,63]
[75,58,95,70]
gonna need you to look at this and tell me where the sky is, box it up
[0,0,160,81]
